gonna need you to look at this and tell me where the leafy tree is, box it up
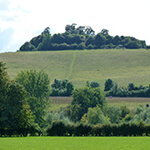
[120,106,130,119]
[125,41,140,49]
[51,79,74,96]
[51,33,65,44]
[85,36,95,46]
[103,106,121,123]
[25,97,45,126]
[0,61,33,130]
[105,35,113,45]
[30,35,43,48]
[20,42,35,51]
[66,82,74,96]
[0,62,9,128]
[120,36,131,46]
[41,27,51,36]
[73,35,85,44]
[101,29,109,36]
[87,106,110,125]
[63,104,83,122]
[107,82,118,96]
[94,33,106,48]
[45,112,72,127]
[0,62,8,111]
[77,42,86,50]
[16,70,50,100]
[37,34,51,51]
[19,101,34,129]
[90,81,100,88]
[117,87,129,97]
[65,23,77,34]
[6,81,27,129]
[128,83,135,91]
[131,107,150,124]
[112,35,121,45]
[104,78,114,91]
[84,26,95,36]
[65,24,95,36]
[76,26,86,35]
[71,87,106,120]
[16,70,50,126]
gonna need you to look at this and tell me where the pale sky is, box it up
[0,0,150,53]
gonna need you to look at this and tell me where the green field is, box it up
[1,49,150,88]
[50,96,150,111]
[0,137,150,150]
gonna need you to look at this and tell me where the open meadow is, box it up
[0,137,150,150]
[1,49,150,89]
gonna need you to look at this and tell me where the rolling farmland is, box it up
[1,49,150,89]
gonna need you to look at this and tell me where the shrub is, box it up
[104,79,114,91]
[47,121,67,136]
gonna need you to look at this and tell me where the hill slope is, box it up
[1,49,150,89]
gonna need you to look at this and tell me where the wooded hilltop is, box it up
[19,23,150,51]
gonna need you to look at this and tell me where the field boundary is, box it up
[50,96,150,104]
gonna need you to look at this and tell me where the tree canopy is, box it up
[51,79,74,96]
[19,24,148,51]
[65,87,106,121]
[0,61,33,130]
[16,70,51,126]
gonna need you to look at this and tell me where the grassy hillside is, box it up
[1,49,150,89]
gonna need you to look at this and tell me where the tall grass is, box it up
[1,49,150,88]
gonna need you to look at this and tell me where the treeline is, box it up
[19,24,149,51]
[50,78,150,97]
[105,79,150,97]
[51,79,74,96]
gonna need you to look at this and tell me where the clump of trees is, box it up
[104,79,150,97]
[51,79,74,96]
[19,24,149,51]
[0,61,40,136]
[63,87,106,122]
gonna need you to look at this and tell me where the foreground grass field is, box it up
[1,49,150,88]
[0,137,150,150]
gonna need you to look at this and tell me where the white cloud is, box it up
[0,0,150,53]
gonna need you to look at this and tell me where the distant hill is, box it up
[1,49,150,89]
